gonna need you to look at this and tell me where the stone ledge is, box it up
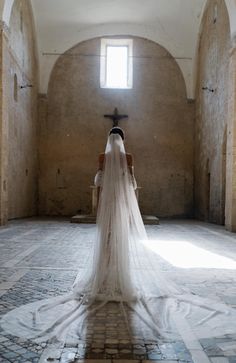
[71,215,159,225]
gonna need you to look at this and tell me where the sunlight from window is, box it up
[100,38,133,89]
[106,46,128,88]
[142,239,236,269]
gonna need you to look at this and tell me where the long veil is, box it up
[73,133,145,302]
[1,133,236,345]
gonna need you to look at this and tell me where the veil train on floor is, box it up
[1,132,236,344]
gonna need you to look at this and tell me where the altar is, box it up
[71,185,159,225]
[71,108,159,225]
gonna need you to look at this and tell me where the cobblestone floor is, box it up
[0,218,236,362]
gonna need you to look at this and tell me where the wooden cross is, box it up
[104,107,128,127]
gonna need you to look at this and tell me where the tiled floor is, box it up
[0,218,236,363]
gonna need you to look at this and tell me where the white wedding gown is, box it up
[1,133,236,344]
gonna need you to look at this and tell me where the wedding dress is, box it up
[1,133,236,345]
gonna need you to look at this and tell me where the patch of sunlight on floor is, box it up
[142,240,236,269]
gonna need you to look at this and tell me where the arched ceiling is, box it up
[1,0,236,98]
[31,0,208,98]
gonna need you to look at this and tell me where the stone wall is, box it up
[0,28,9,225]
[39,37,194,217]
[195,0,230,224]
[225,45,236,231]
[6,0,38,219]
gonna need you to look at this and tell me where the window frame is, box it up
[100,38,133,89]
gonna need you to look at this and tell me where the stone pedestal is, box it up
[90,185,142,216]
[71,186,159,225]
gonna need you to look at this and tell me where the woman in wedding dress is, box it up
[1,127,236,344]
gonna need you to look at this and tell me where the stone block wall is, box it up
[225,43,236,231]
[38,37,194,217]
[0,0,235,226]
[6,0,38,219]
[195,0,230,224]
[0,29,9,225]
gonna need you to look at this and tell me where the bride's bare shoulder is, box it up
[126,153,133,166]
[99,153,105,161]
[98,153,105,169]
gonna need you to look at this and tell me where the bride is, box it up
[1,127,236,344]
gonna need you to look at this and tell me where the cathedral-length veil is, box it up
[1,133,236,344]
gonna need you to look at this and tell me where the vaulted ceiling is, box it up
[31,0,208,97]
[1,0,236,98]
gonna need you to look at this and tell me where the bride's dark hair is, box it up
[109,127,124,140]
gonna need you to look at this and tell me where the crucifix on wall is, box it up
[104,107,128,127]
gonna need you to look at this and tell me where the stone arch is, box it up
[2,1,236,98]
[40,35,194,217]
[2,0,236,40]
[46,34,189,99]
[196,0,236,41]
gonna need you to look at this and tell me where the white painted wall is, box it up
[31,0,207,98]
[2,0,236,98]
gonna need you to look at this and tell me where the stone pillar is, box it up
[38,93,48,216]
[225,42,236,231]
[0,21,9,225]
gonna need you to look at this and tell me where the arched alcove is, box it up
[38,36,194,217]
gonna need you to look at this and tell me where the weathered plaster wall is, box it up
[39,37,194,217]
[195,0,230,224]
[0,28,9,225]
[6,0,38,219]
[225,46,236,231]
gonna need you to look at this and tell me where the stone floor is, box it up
[0,218,236,363]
